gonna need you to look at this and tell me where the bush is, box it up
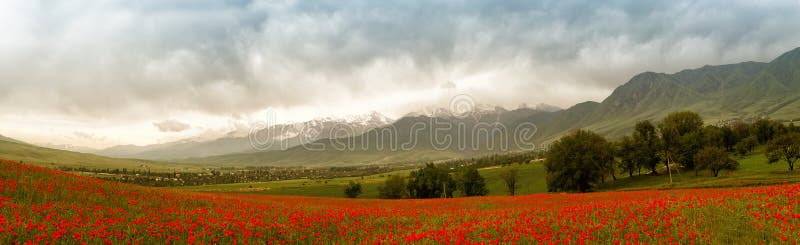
[344,181,362,198]
[499,168,519,196]
[459,167,488,197]
[734,136,757,157]
[694,146,739,177]
[378,175,408,199]
[407,163,456,198]
[765,133,800,171]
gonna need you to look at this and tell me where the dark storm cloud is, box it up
[1,0,800,120]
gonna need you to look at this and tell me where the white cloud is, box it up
[1,0,800,147]
[153,120,191,132]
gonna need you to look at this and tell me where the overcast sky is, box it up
[2,0,800,148]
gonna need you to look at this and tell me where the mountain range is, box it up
[542,47,800,140]
[80,112,395,161]
[182,47,800,167]
[2,47,800,168]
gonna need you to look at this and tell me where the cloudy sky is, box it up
[2,0,800,148]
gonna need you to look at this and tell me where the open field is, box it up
[173,163,548,198]
[174,147,800,198]
[2,159,799,244]
[173,168,419,198]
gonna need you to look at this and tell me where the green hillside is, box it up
[0,139,207,171]
[183,112,548,166]
[520,47,800,144]
[0,134,27,145]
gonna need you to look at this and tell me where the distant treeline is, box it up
[60,147,542,188]
[59,164,416,187]
[435,150,543,169]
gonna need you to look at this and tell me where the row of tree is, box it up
[545,111,800,192]
[436,151,541,169]
[345,163,503,199]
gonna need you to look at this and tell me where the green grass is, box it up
[173,163,547,198]
[174,146,800,198]
[172,168,417,198]
[600,147,800,191]
[474,163,548,195]
[0,140,208,172]
[185,147,466,167]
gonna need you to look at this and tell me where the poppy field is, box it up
[1,159,799,244]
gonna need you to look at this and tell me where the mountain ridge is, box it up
[8,47,800,167]
[0,134,27,145]
[90,112,395,160]
[184,46,800,166]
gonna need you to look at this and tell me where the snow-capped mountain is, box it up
[405,103,558,119]
[254,111,394,143]
[92,112,395,161]
[532,103,563,112]
[308,111,394,127]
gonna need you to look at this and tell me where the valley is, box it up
[2,3,800,243]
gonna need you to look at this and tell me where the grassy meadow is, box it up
[173,147,800,198]
[3,135,797,199]
[3,159,799,244]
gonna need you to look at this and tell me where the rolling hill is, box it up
[186,47,800,167]
[0,138,207,171]
[0,134,27,145]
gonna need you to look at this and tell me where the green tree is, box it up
[344,181,362,198]
[732,121,752,140]
[378,175,408,199]
[734,136,757,157]
[633,120,661,174]
[544,130,613,192]
[681,131,706,175]
[661,111,704,136]
[703,125,726,148]
[694,146,739,177]
[458,167,488,196]
[499,168,519,196]
[407,163,456,198]
[765,133,800,171]
[754,119,780,144]
[659,111,704,175]
[616,136,638,177]
[721,126,740,151]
